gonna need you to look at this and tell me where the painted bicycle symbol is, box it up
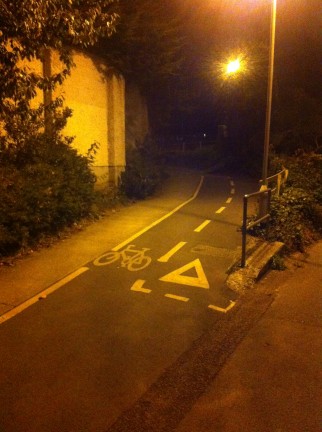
[93,244,152,272]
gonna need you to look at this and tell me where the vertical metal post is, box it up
[241,195,248,268]
[262,0,277,186]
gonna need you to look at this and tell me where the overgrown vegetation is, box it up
[119,142,165,200]
[0,135,96,256]
[251,153,322,252]
[0,1,119,258]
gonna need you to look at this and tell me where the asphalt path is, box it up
[0,174,257,432]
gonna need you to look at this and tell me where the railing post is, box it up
[241,195,248,268]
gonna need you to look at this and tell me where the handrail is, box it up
[241,188,272,268]
[259,167,288,196]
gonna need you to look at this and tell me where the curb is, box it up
[226,239,285,292]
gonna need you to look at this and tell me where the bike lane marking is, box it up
[111,176,204,252]
[159,259,209,289]
[208,301,236,313]
[0,267,89,325]
[158,242,187,263]
[165,294,189,302]
[130,279,152,294]
[194,220,211,233]
[215,207,226,214]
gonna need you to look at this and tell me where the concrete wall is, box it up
[52,50,126,187]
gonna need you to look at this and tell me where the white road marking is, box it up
[130,279,151,293]
[159,259,209,289]
[226,197,233,204]
[0,267,89,324]
[230,180,235,187]
[165,294,189,302]
[158,242,187,263]
[194,220,211,233]
[112,176,204,252]
[208,301,236,313]
[231,188,235,195]
[216,207,226,214]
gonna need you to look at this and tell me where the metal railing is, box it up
[259,167,288,196]
[241,188,272,268]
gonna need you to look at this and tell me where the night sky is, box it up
[164,0,322,136]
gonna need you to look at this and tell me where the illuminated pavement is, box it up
[1,170,319,432]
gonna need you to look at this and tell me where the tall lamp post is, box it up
[262,0,277,186]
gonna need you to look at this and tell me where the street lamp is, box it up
[226,58,241,75]
[262,0,277,186]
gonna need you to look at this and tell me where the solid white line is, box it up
[0,267,89,325]
[194,220,211,233]
[226,197,233,204]
[216,207,226,214]
[112,176,205,252]
[158,242,187,262]
[165,294,190,302]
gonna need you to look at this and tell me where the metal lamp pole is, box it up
[262,0,277,186]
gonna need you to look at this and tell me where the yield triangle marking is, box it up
[159,259,209,289]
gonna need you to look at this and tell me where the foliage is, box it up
[0,1,118,103]
[272,88,322,155]
[96,0,184,93]
[0,1,118,257]
[119,142,165,200]
[0,135,96,256]
[252,153,322,253]
[270,154,322,204]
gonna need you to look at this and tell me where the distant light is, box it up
[226,59,241,74]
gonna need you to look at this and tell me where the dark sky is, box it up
[166,0,321,134]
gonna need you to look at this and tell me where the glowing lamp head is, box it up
[226,59,241,74]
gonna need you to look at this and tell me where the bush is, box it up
[119,145,164,199]
[0,135,96,256]
[251,186,320,252]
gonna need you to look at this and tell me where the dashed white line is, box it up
[226,197,233,204]
[216,207,226,214]
[165,294,190,302]
[194,220,211,233]
[230,180,235,187]
[112,176,204,252]
[230,188,235,195]
[158,242,187,263]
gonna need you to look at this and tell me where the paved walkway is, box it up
[1,168,321,431]
[0,168,203,318]
[176,240,322,432]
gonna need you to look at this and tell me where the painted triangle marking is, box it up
[159,259,209,289]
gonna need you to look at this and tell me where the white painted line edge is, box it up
[208,301,236,313]
[216,207,226,214]
[165,294,190,302]
[130,279,151,293]
[226,197,233,204]
[112,176,204,252]
[0,267,89,324]
[194,219,211,233]
[158,241,187,263]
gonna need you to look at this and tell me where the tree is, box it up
[96,0,184,93]
[0,0,118,147]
